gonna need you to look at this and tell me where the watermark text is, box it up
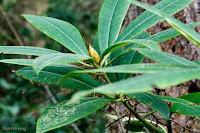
[2,127,26,132]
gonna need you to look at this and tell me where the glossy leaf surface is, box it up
[117,0,193,42]
[98,0,130,53]
[0,59,84,70]
[128,0,200,47]
[23,15,88,55]
[147,22,200,43]
[160,96,200,119]
[128,92,170,121]
[0,46,59,56]
[36,97,110,133]
[71,68,200,102]
[59,64,190,83]
[32,53,93,74]
[102,39,161,58]
[16,67,99,90]
[179,93,200,105]
[134,48,200,67]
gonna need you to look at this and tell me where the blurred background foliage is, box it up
[0,0,107,132]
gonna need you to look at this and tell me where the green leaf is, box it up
[0,59,84,69]
[179,93,200,105]
[22,15,88,55]
[58,64,189,83]
[146,22,200,43]
[117,0,194,42]
[159,96,200,119]
[194,60,200,65]
[118,51,144,80]
[0,46,59,56]
[128,92,170,121]
[71,68,200,102]
[32,53,93,74]
[98,0,130,53]
[125,121,145,132]
[36,97,110,133]
[16,67,99,90]
[102,39,161,58]
[118,32,150,81]
[128,0,200,47]
[0,59,33,66]
[93,32,101,55]
[165,15,200,47]
[134,48,200,67]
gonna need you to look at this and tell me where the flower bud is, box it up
[89,45,100,63]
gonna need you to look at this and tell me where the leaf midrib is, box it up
[37,17,86,55]
[107,0,119,47]
[0,46,59,56]
[19,69,94,88]
[142,93,168,115]
[165,99,200,115]
[120,0,179,41]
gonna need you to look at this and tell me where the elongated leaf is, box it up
[118,32,150,81]
[194,60,200,65]
[118,51,144,80]
[0,46,59,56]
[33,53,93,74]
[164,15,200,47]
[102,39,161,58]
[93,32,101,55]
[0,59,84,69]
[16,67,99,90]
[179,93,200,105]
[159,96,200,119]
[22,15,88,55]
[128,92,170,121]
[36,97,110,133]
[71,68,200,102]
[147,22,200,43]
[59,64,191,83]
[117,0,194,42]
[98,0,130,53]
[0,59,33,66]
[133,48,200,67]
[128,0,200,47]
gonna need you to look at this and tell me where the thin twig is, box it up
[0,31,19,45]
[180,116,190,133]
[170,119,198,133]
[107,113,128,128]
[110,104,126,133]
[138,103,153,122]
[42,84,82,133]
[91,105,110,122]
[22,83,35,94]
[32,90,61,115]
[42,84,58,104]
[123,101,163,133]
[0,5,24,46]
[126,113,131,133]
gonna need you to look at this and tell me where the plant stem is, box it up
[167,114,172,133]
[123,101,163,133]
[102,72,111,84]
[0,5,24,46]
[100,53,111,67]
[142,110,156,119]
[79,61,94,68]
[110,104,126,133]
[93,62,100,68]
